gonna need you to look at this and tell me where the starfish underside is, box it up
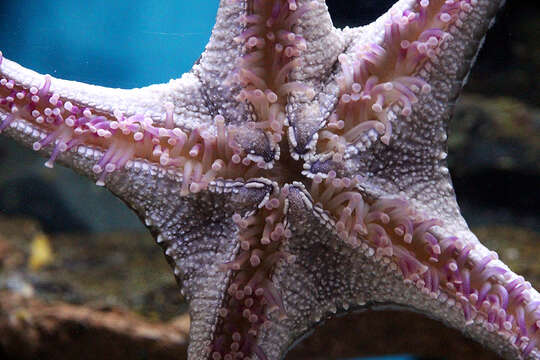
[1,0,538,359]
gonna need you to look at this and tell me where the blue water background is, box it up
[0,2,427,359]
[1,1,217,88]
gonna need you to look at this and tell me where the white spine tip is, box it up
[92,165,103,174]
[372,104,383,113]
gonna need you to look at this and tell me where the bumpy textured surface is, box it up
[2,0,538,359]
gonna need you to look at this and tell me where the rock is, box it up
[450,96,539,177]
[449,96,539,231]
[0,217,185,321]
[0,291,189,360]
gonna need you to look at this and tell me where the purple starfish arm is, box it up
[2,0,539,360]
[0,55,211,182]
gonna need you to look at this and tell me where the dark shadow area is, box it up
[464,0,540,106]
[454,170,539,214]
[0,177,89,233]
[326,0,395,27]
[289,309,500,360]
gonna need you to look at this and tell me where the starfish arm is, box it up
[342,0,506,140]
[348,0,503,175]
[299,0,505,230]
[194,0,245,125]
[257,186,540,360]
[198,0,343,88]
[0,54,238,195]
[196,0,244,87]
[0,56,207,127]
[285,0,347,158]
[291,0,345,82]
[140,179,274,360]
[197,0,343,165]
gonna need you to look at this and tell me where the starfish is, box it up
[0,0,536,359]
